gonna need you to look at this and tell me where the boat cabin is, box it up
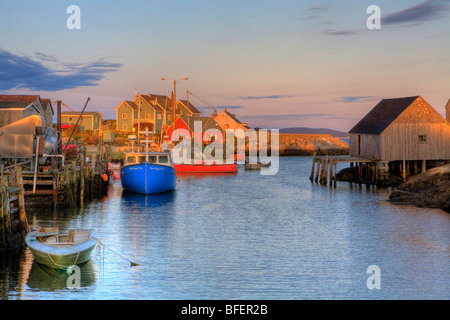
[124,152,174,167]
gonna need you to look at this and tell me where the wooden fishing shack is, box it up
[310,96,450,187]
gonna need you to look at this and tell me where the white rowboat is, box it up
[25,228,97,269]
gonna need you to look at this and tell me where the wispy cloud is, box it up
[307,5,328,12]
[215,105,242,110]
[384,0,450,26]
[0,49,122,91]
[238,95,294,100]
[323,0,450,36]
[323,28,363,36]
[303,4,330,20]
[240,113,346,121]
[338,96,378,103]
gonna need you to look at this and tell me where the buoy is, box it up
[113,172,120,180]
[102,174,108,182]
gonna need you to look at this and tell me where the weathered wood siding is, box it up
[381,122,450,160]
[349,133,382,159]
[381,97,450,161]
[0,110,23,127]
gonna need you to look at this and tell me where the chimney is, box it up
[446,98,450,122]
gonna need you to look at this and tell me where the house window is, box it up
[368,136,373,146]
[157,113,162,120]
[418,135,427,143]
[68,117,73,122]
[145,114,151,120]
[122,113,128,119]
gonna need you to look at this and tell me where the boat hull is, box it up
[121,163,176,194]
[174,163,237,173]
[25,232,97,269]
[244,163,271,170]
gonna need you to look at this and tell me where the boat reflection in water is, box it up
[121,189,176,209]
[27,260,97,291]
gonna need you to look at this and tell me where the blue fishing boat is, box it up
[120,151,176,194]
[120,131,176,194]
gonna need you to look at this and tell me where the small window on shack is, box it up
[138,156,146,163]
[127,156,136,163]
[148,156,158,164]
[418,135,427,143]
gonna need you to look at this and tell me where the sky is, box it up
[0,0,449,131]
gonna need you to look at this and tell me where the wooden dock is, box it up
[21,157,110,208]
[309,153,381,187]
[0,153,110,249]
[309,153,443,187]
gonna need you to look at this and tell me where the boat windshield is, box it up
[125,153,172,166]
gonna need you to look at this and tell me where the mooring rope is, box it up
[93,237,139,266]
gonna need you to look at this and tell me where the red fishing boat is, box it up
[174,161,237,173]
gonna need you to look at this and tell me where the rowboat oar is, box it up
[94,238,139,266]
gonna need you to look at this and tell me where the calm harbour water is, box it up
[1,156,449,300]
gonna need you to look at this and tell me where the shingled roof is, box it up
[349,96,420,135]
[179,100,201,114]
[0,94,41,109]
[148,94,171,111]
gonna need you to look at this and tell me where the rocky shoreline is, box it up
[277,133,349,156]
[389,163,450,213]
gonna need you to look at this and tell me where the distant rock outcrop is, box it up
[389,164,450,213]
[277,134,349,156]
[279,127,348,137]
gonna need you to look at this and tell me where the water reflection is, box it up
[120,190,176,209]
[0,247,31,299]
[176,172,237,180]
[27,260,96,291]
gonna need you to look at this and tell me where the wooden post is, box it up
[80,159,85,204]
[320,159,325,185]
[0,179,7,247]
[334,161,337,188]
[90,168,94,200]
[71,160,77,201]
[422,160,426,173]
[371,163,376,186]
[358,162,363,185]
[329,156,334,187]
[402,159,406,181]
[15,164,29,233]
[57,100,62,168]
[52,157,58,208]
[315,159,320,183]
[310,152,316,182]
[64,166,75,207]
